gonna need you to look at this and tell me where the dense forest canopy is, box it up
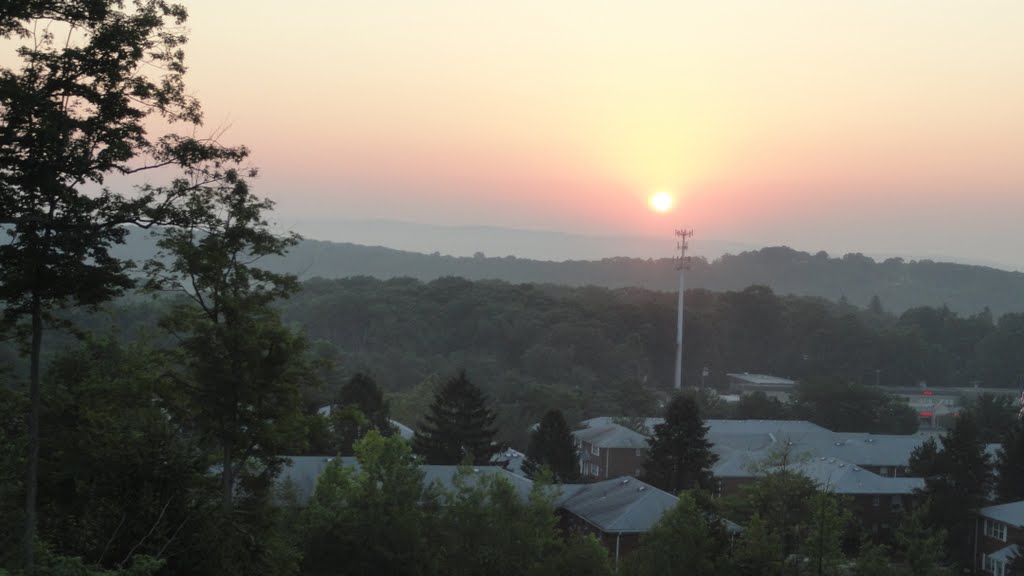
[6,276,1022,446]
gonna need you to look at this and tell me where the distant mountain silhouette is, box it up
[113,231,1024,316]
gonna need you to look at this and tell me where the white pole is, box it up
[673,229,692,391]
[675,266,684,391]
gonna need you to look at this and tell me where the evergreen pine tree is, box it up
[915,412,992,569]
[522,409,579,482]
[996,419,1024,502]
[412,371,499,465]
[643,393,718,493]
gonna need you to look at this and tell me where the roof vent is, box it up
[853,467,860,471]
[839,464,846,468]
[473,468,480,473]
[828,459,836,463]
[834,442,842,446]
[820,457,826,461]
[637,486,646,492]
[622,479,630,485]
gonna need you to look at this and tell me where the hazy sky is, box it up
[8,2,1024,267]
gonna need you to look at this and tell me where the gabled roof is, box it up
[554,477,678,534]
[980,501,1024,528]
[421,464,534,501]
[712,452,923,495]
[987,544,1020,564]
[573,423,649,449]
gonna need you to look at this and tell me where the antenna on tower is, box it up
[675,229,693,270]
[674,229,693,391]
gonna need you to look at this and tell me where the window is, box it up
[872,496,880,508]
[635,448,642,457]
[590,464,600,476]
[591,444,600,456]
[880,466,889,476]
[984,519,1008,542]
[890,495,902,511]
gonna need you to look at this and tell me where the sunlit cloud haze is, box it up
[6,1,1024,267]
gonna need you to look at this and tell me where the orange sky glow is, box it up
[4,1,1023,267]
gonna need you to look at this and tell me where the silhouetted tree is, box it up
[413,371,499,465]
[969,393,1019,444]
[337,372,392,433]
[146,175,310,514]
[0,2,246,564]
[643,394,717,493]
[914,412,992,569]
[996,420,1024,502]
[522,409,579,482]
[792,379,918,434]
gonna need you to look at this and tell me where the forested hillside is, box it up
[13,276,1023,446]
[115,234,1024,316]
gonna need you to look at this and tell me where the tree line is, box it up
[17,272,1022,446]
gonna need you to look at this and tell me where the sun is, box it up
[648,191,673,213]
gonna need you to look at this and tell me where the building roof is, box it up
[491,448,529,477]
[579,417,937,467]
[555,476,744,535]
[579,417,663,436]
[987,544,1021,564]
[980,501,1024,528]
[275,456,532,503]
[712,451,923,495]
[555,477,679,534]
[421,464,535,501]
[573,423,649,449]
[276,456,353,502]
[726,373,797,387]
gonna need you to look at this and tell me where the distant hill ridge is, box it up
[113,232,1024,316]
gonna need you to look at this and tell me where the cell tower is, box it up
[674,229,693,391]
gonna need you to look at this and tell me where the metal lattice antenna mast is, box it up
[674,229,693,391]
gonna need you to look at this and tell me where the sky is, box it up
[7,2,1024,267]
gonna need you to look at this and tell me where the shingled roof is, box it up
[980,500,1024,528]
[554,477,680,534]
[573,423,649,449]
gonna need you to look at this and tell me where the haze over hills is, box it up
[114,226,1024,317]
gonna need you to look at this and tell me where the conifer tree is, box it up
[996,419,1024,502]
[412,371,499,465]
[914,412,992,569]
[643,393,718,493]
[522,409,579,482]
